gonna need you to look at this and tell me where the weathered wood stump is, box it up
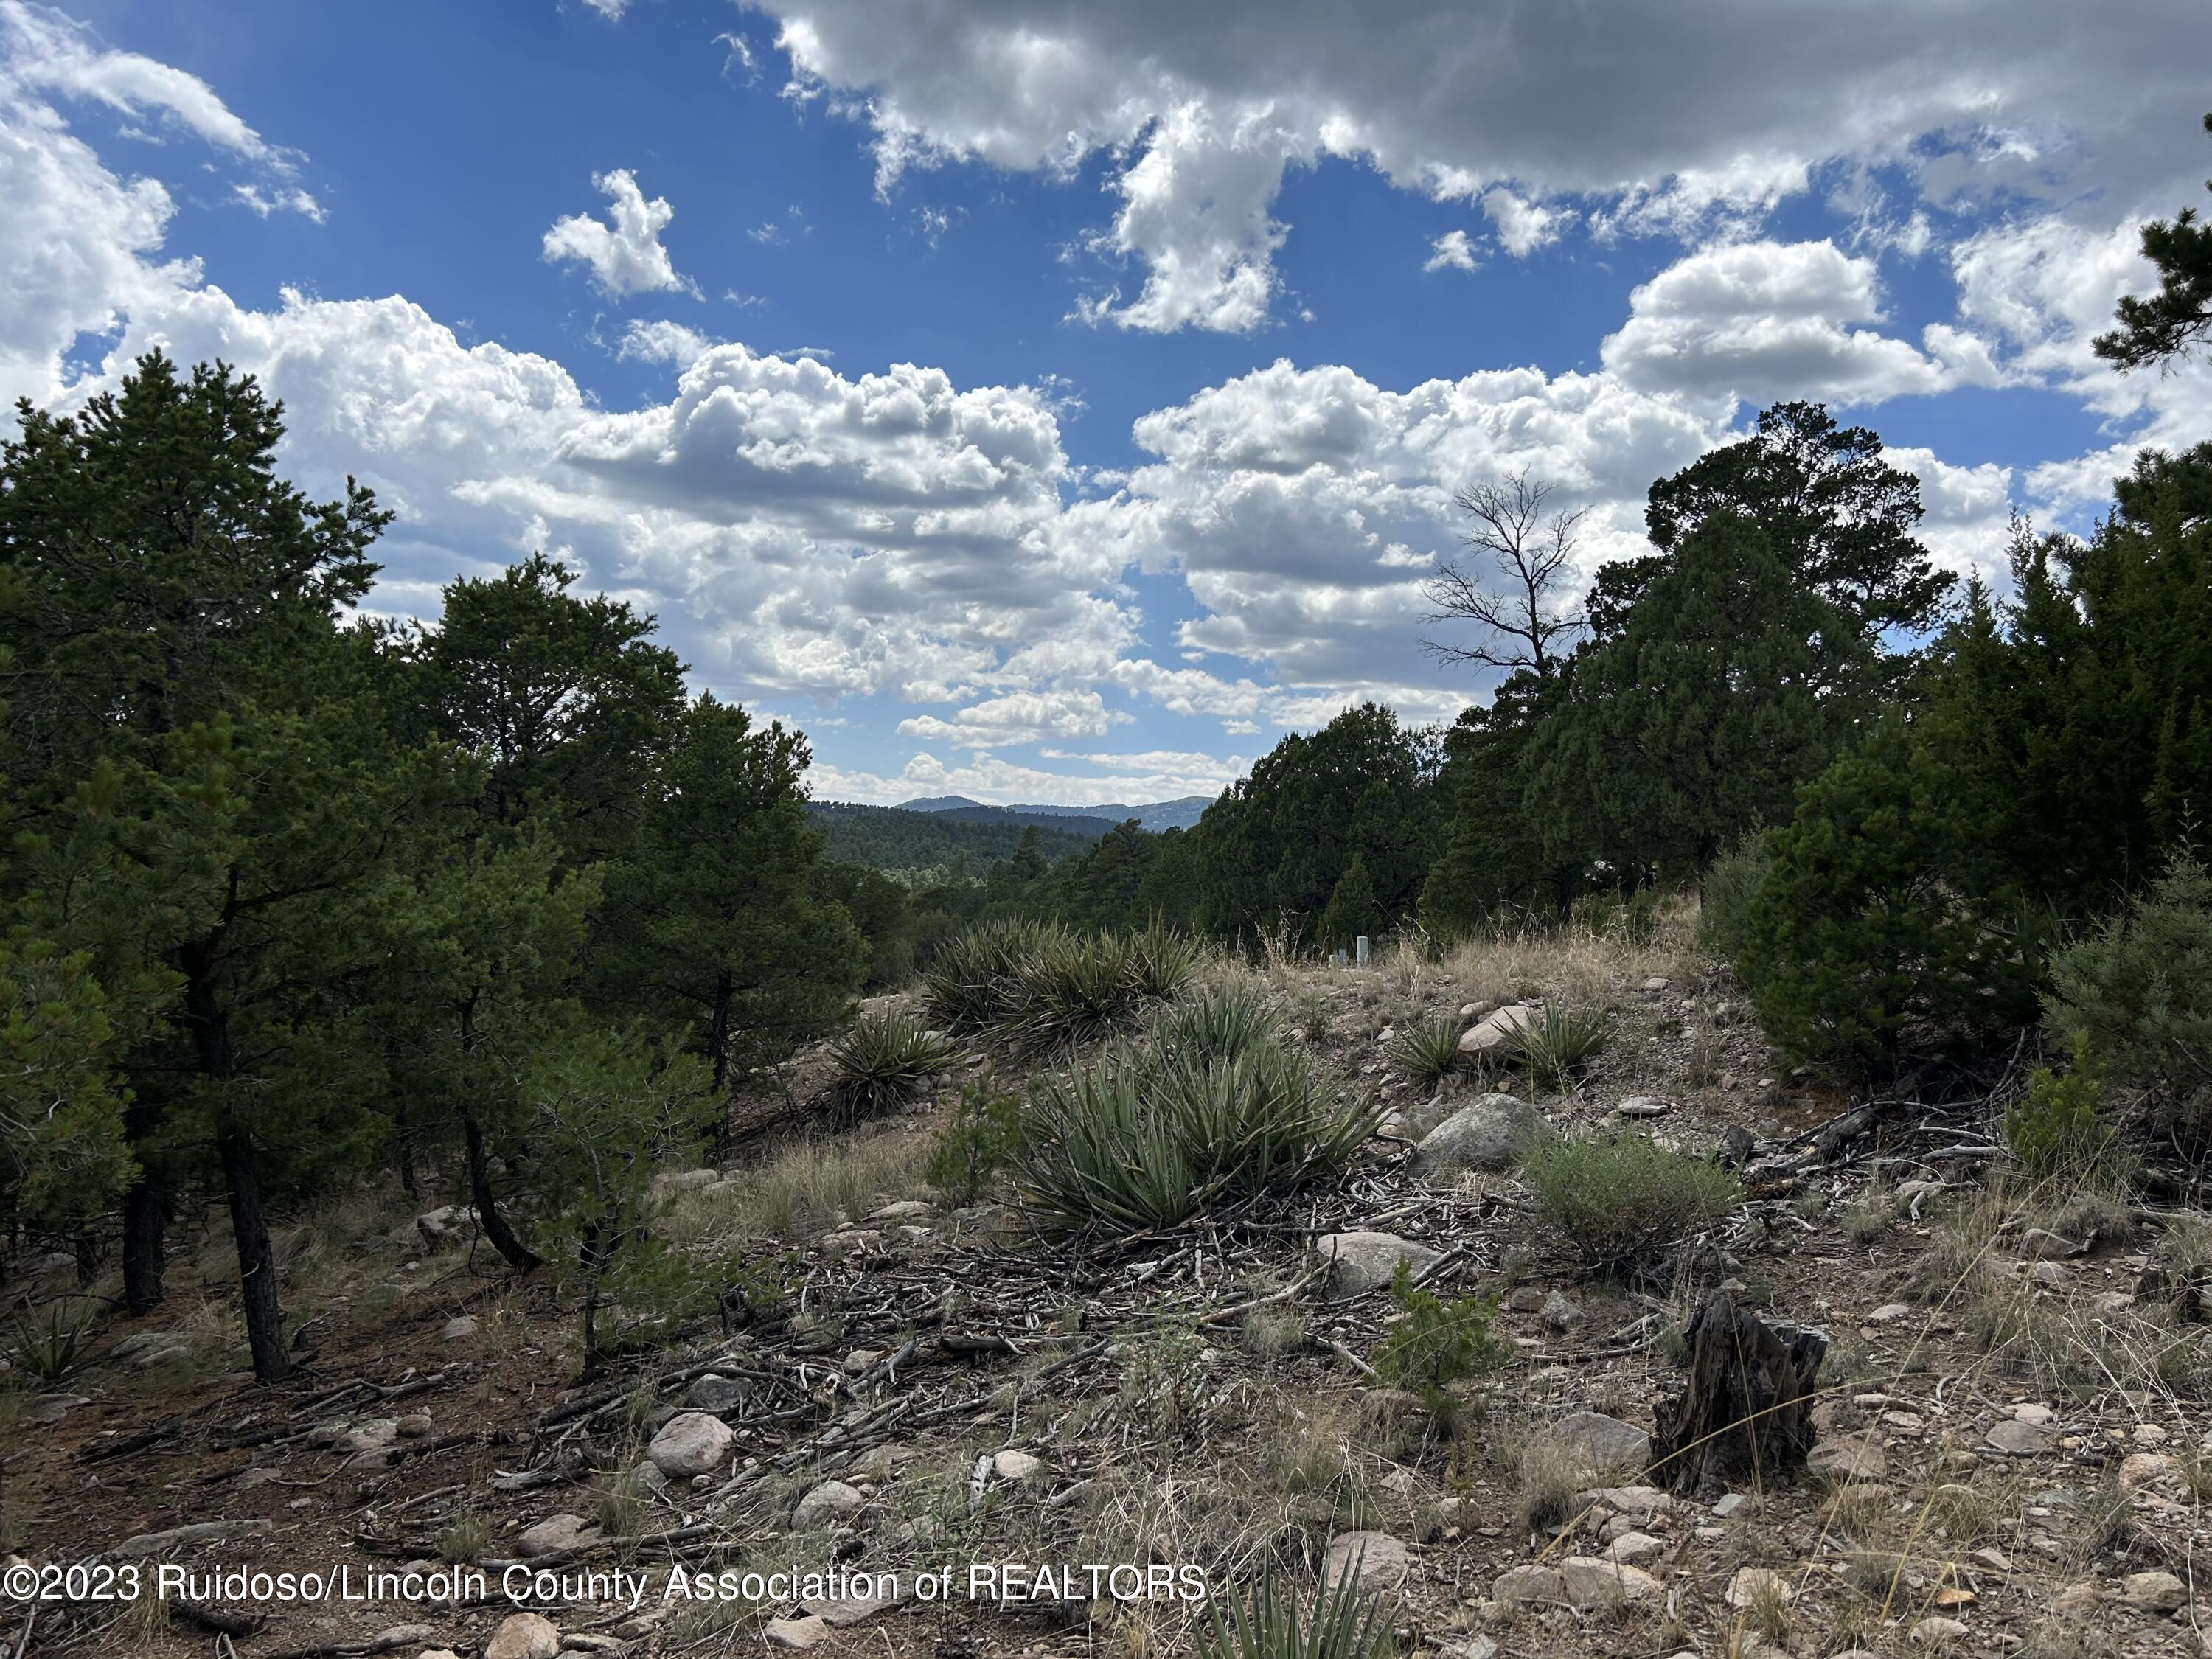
[1652,1290,1826,1493]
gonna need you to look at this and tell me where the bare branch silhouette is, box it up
[1420,472,1590,677]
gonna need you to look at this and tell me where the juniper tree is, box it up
[2095,113,2212,372]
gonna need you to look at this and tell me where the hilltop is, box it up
[894,794,1214,832]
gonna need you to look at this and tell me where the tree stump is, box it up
[1652,1290,1826,1493]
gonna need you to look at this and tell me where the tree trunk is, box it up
[707,975,734,1164]
[218,1127,289,1384]
[74,1231,99,1287]
[464,1116,541,1273]
[120,1168,168,1315]
[1652,1290,1826,1494]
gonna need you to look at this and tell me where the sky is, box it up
[4,0,2209,806]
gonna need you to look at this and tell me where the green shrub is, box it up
[924,1072,1025,1203]
[2045,856,2212,1136]
[1196,1565,1398,1659]
[1130,917,1207,1001]
[918,918,1057,1033]
[1520,1134,1741,1272]
[1387,1016,1462,1088]
[1371,1261,1506,1407]
[824,1011,957,1123]
[1697,834,1772,963]
[993,929,1147,1056]
[10,1301,91,1382]
[2003,1038,2127,1186]
[1018,990,1377,1234]
[1506,1004,1608,1090]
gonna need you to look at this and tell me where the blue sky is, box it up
[5,0,2208,803]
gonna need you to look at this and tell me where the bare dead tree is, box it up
[1420,472,1590,676]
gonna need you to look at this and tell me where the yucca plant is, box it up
[919,919,1062,1034]
[1129,917,1207,1001]
[1196,1565,1399,1659]
[9,1301,92,1383]
[991,929,1147,1056]
[1018,988,1377,1234]
[824,1011,959,1124]
[1388,1015,1462,1088]
[1506,1002,1609,1090]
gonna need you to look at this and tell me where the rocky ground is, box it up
[7,922,2212,1658]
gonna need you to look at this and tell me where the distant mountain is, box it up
[807,801,1098,871]
[896,793,1215,832]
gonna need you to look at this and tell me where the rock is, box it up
[857,1442,913,1479]
[395,1413,431,1439]
[1323,1531,1410,1591]
[515,1514,597,1558]
[438,1316,479,1342]
[1441,1638,1498,1659]
[653,1168,720,1192]
[765,1615,831,1649]
[645,1412,734,1479]
[2121,1571,2188,1613]
[1458,1003,1542,1057]
[686,1374,745,1412]
[843,1349,883,1377]
[1618,1095,1672,1118]
[1528,1411,1653,1483]
[793,1479,867,1530]
[868,1200,933,1222]
[418,1650,462,1659]
[1539,1290,1585,1332]
[1807,1432,1888,1481]
[111,1518,272,1559]
[1409,1093,1547,1175]
[2121,1452,2176,1491]
[21,1393,88,1425]
[1559,1556,1660,1609]
[415,1205,471,1251]
[1984,1419,2053,1457]
[1910,1617,1970,1646]
[335,1418,399,1454]
[1503,1286,1546,1312]
[1727,1567,1792,1609]
[2011,1401,2056,1425]
[2019,1228,2084,1260]
[2028,1261,2069,1287]
[992,1449,1043,1484]
[803,1587,907,1627]
[1459,1001,1496,1021]
[1492,1565,1565,1607]
[484,1614,561,1659]
[1314,1231,1442,1295]
[1592,1485,1672,1520]
[1713,1492,1752,1520]
[1865,1302,1916,1326]
[1642,977,1671,992]
[1604,1531,1664,1565]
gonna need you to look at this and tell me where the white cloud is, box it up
[1,1,276,159]
[542,169,698,299]
[753,0,2208,331]
[1481,187,1564,257]
[807,748,1246,808]
[1423,229,1478,274]
[896,689,1126,748]
[1601,239,2001,405]
[615,319,718,364]
[233,182,323,221]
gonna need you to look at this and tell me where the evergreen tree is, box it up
[2095,113,2212,372]
[1315,855,1383,950]
[1420,676,1576,931]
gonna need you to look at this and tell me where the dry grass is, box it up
[660,1124,935,1247]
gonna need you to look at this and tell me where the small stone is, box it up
[1559,1556,1660,1609]
[1504,1286,1546,1313]
[438,1315,478,1342]
[1727,1567,1792,1610]
[1538,1290,1585,1332]
[515,1513,597,1559]
[1604,1531,1664,1565]
[21,1394,89,1425]
[484,1613,561,1659]
[396,1413,432,1439]
[1323,1531,1410,1591]
[1712,1492,1752,1520]
[1411,1092,1547,1175]
[1492,1565,1565,1607]
[793,1479,866,1530]
[2121,1452,2176,1491]
[2028,1261,2069,1287]
[1984,1419,2053,1457]
[2019,1228,2083,1260]
[1807,1431,1888,1481]
[1642,977,1671,992]
[1530,1411,1652,1483]
[992,1449,1043,1484]
[2011,1402,2056,1425]
[686,1374,745,1412]
[867,1200,933,1222]
[336,1418,399,1454]
[1314,1231,1443,1295]
[1593,1485,1672,1520]
[1617,1095,1671,1118]
[110,1518,273,1560]
[2121,1570,2188,1613]
[645,1412,734,1479]
[843,1349,883,1377]
[1456,1004,1543,1058]
[1910,1616,1971,1646]
[1865,1302,1916,1325]
[764,1614,830,1650]
[2053,1582,2102,1615]
[2132,1422,2169,1445]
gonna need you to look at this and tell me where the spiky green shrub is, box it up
[1019,990,1376,1234]
[1388,1016,1462,1088]
[1196,1565,1398,1659]
[1506,1004,1609,1090]
[10,1301,91,1382]
[924,1072,1025,1203]
[824,1011,957,1123]
[1520,1134,1741,1272]
[1130,918,1207,1001]
[918,918,1060,1034]
[992,928,1147,1056]
[1371,1260,1506,1408]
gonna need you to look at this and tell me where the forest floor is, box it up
[9,920,2212,1659]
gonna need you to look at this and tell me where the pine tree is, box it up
[1316,855,1383,950]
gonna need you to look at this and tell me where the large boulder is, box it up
[1410,1093,1545,1176]
[645,1411,734,1480]
[1314,1231,1442,1295]
[1458,1004,1543,1057]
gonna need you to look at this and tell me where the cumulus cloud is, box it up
[807,747,1248,807]
[752,0,2208,330]
[1424,229,1478,274]
[542,169,698,299]
[1602,238,2002,405]
[897,689,1126,748]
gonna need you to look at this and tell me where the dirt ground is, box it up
[8,922,2212,1659]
